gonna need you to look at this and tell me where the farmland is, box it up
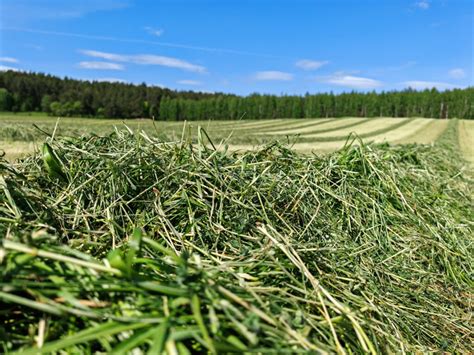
[1,111,473,353]
[2,0,474,350]
[1,114,471,162]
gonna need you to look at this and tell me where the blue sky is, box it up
[0,0,472,95]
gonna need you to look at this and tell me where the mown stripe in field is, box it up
[226,121,306,132]
[282,119,422,151]
[393,119,448,144]
[294,118,413,143]
[152,118,471,156]
[376,118,431,143]
[257,117,366,136]
[367,118,433,144]
[216,119,289,130]
[219,119,415,153]
[218,140,353,154]
[303,118,406,138]
[458,120,474,171]
[244,118,335,133]
[206,119,335,136]
[250,118,345,134]
[170,118,413,148]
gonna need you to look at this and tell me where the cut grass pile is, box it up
[0,122,473,353]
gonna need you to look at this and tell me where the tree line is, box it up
[1,71,473,119]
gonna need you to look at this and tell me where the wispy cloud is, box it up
[403,81,459,90]
[0,65,20,71]
[80,50,206,73]
[255,71,293,81]
[177,80,202,86]
[0,57,19,63]
[80,50,124,61]
[295,59,329,71]
[78,61,124,70]
[448,68,466,79]
[321,75,382,89]
[413,0,430,10]
[145,27,164,37]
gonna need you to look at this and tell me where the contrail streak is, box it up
[1,26,291,59]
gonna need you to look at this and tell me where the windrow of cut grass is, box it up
[367,118,433,144]
[288,118,414,144]
[458,120,474,173]
[303,118,410,138]
[215,118,289,130]
[231,118,415,146]
[210,119,449,154]
[244,118,336,134]
[259,117,365,136]
[395,119,449,144]
[0,123,473,353]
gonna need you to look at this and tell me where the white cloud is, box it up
[0,65,20,71]
[80,50,206,73]
[0,57,19,63]
[80,50,126,61]
[414,0,430,9]
[403,81,459,90]
[145,27,164,37]
[177,80,202,86]
[78,61,124,70]
[295,59,328,71]
[322,75,382,89]
[130,55,205,72]
[448,68,466,79]
[255,71,293,81]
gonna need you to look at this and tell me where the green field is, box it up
[1,114,473,353]
[1,114,471,164]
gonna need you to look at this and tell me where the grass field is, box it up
[1,116,473,353]
[1,114,472,165]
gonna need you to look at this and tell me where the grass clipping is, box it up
[0,126,473,353]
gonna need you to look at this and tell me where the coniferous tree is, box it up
[0,70,473,120]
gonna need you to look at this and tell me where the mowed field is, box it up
[0,114,472,165]
[1,113,473,353]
